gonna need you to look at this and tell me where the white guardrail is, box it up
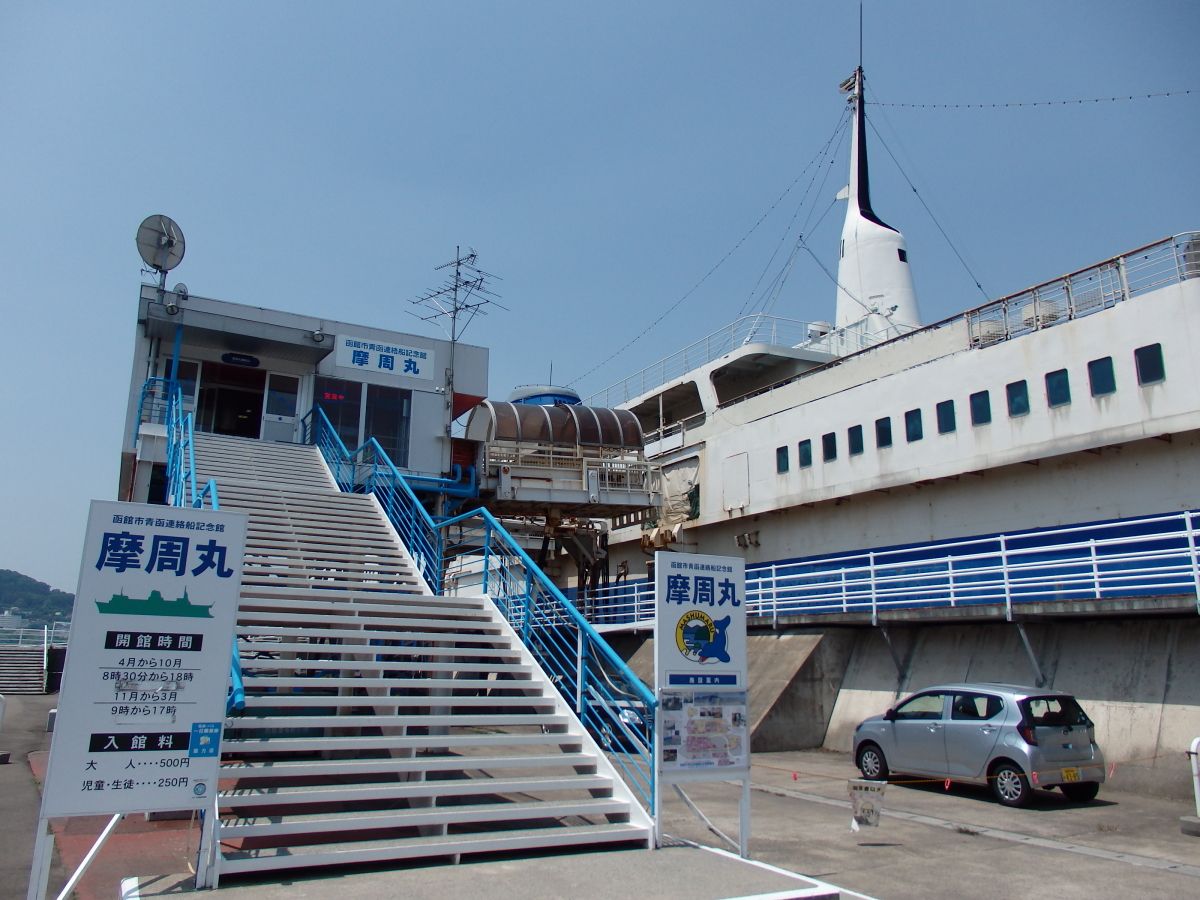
[588,508,1200,627]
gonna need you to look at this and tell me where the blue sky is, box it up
[1,2,1197,592]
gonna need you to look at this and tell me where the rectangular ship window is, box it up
[969,390,991,425]
[1088,356,1116,396]
[798,439,812,468]
[776,445,789,473]
[848,424,864,456]
[1045,369,1071,407]
[875,417,893,448]
[905,408,923,442]
[1134,343,1165,385]
[1006,380,1030,417]
[822,432,838,462]
[936,399,956,434]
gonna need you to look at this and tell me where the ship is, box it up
[95,588,214,618]
[588,66,1200,622]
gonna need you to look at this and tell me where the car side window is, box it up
[951,693,1003,721]
[894,693,945,721]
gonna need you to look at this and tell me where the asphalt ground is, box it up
[4,691,1198,900]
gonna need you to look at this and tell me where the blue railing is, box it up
[588,508,1200,627]
[304,406,658,807]
[143,378,240,714]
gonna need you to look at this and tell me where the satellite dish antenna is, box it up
[136,214,186,275]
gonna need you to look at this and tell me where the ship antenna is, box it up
[859,3,863,70]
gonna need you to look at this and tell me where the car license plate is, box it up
[1061,767,1081,783]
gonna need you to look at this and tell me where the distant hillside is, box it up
[0,570,74,626]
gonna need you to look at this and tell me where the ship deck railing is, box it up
[591,232,1200,429]
[587,507,1200,627]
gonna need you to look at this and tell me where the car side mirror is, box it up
[883,708,897,722]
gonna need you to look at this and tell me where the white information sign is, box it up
[653,552,750,853]
[40,500,247,817]
[335,334,434,381]
[653,551,748,775]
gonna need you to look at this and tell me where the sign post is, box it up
[28,500,246,900]
[652,551,750,856]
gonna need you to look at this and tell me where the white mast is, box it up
[834,67,921,335]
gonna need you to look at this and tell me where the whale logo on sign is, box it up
[675,611,732,664]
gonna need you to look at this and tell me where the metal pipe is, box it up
[54,814,124,900]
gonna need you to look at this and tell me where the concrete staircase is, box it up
[193,433,651,879]
[0,646,45,694]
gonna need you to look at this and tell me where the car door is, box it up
[943,691,1005,777]
[888,691,949,774]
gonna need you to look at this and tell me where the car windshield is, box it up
[1019,695,1091,727]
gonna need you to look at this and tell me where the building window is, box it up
[1006,380,1030,417]
[936,399,956,434]
[848,424,864,456]
[776,445,789,473]
[1045,369,1071,407]
[1134,343,1165,385]
[1088,356,1116,396]
[897,248,908,263]
[365,384,413,468]
[875,416,892,448]
[822,432,838,462]
[969,390,991,425]
[905,408,923,442]
[798,439,812,468]
[315,376,364,450]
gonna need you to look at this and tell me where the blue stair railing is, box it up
[141,378,240,714]
[303,406,658,807]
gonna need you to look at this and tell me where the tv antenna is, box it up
[409,247,505,468]
[136,214,186,291]
[408,246,505,343]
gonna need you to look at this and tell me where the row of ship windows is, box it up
[775,343,1166,473]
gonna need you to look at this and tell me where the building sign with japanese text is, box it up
[40,500,247,817]
[653,551,748,776]
[334,334,434,381]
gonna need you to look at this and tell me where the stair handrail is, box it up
[304,404,658,807]
[160,380,221,511]
[152,379,239,718]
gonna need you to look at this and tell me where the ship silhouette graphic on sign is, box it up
[95,588,214,618]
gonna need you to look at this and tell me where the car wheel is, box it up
[991,761,1031,807]
[1060,781,1100,803]
[856,742,889,781]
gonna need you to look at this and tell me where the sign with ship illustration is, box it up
[39,499,247,819]
[652,550,750,853]
[95,588,214,618]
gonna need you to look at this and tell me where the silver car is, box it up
[853,683,1105,807]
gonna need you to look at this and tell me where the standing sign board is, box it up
[40,500,246,817]
[652,551,750,853]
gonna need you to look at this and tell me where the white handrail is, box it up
[587,507,1200,625]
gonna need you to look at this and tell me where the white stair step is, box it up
[219,753,598,782]
[219,797,629,839]
[240,675,537,690]
[237,625,511,645]
[237,643,524,661]
[237,694,554,710]
[217,823,650,874]
[224,712,570,730]
[221,732,584,754]
[219,774,612,807]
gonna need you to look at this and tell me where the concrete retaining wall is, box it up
[610,616,1199,798]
